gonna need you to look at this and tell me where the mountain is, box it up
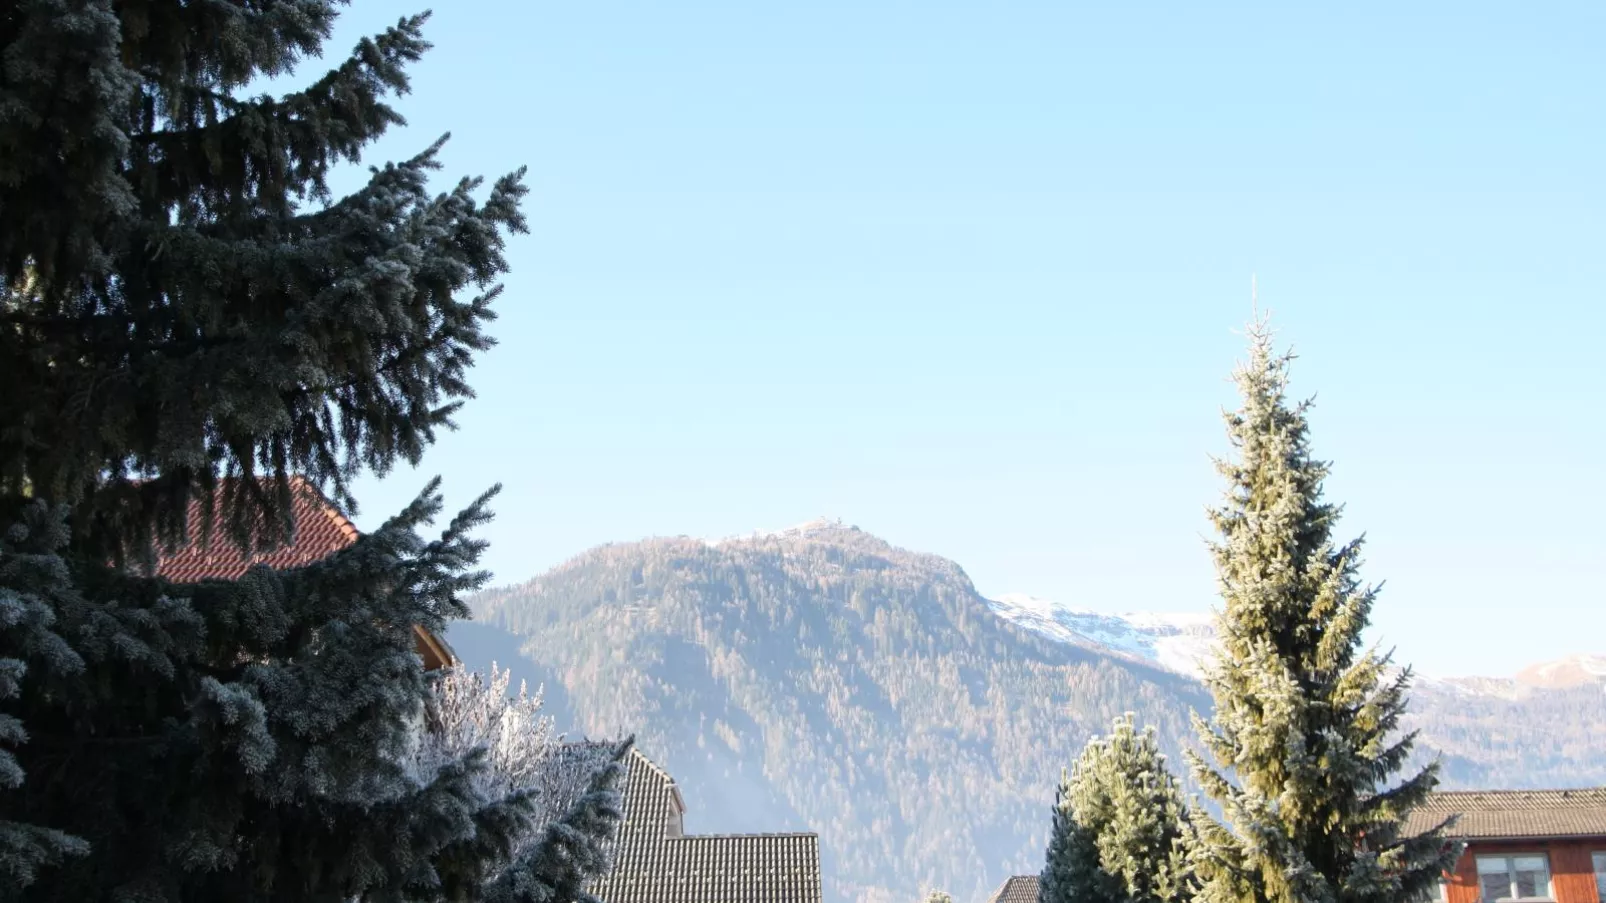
[454,522,1606,903]
[985,591,1606,790]
[984,593,1216,678]
[987,593,1606,698]
[1512,654,1606,690]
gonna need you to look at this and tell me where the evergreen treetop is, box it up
[0,3,527,564]
[0,3,629,899]
[1187,318,1459,903]
[1040,714,1191,903]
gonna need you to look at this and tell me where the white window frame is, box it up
[1474,854,1552,903]
[1592,851,1605,902]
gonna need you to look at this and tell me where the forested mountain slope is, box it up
[457,522,1605,903]
[465,522,1208,903]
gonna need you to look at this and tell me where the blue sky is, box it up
[314,1,1602,677]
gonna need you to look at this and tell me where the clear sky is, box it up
[312,1,1602,677]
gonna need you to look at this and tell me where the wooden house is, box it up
[1409,788,1606,903]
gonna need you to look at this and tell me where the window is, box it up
[1592,852,1605,902]
[1476,855,1551,902]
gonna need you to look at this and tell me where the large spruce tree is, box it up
[0,4,623,900]
[1186,320,1458,903]
[1040,715,1190,903]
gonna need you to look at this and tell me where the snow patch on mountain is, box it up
[986,593,1218,678]
[986,594,1605,697]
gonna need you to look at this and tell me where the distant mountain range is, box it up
[984,588,1606,695]
[452,520,1606,903]
[983,593,1218,678]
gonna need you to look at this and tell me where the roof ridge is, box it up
[1427,787,1606,797]
[287,475,360,542]
[629,747,680,786]
[666,832,820,840]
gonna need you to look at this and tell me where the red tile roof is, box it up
[152,476,455,670]
[1405,788,1606,841]
[151,476,359,582]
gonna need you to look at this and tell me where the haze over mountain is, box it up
[451,521,1606,903]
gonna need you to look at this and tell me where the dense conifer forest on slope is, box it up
[457,525,1606,903]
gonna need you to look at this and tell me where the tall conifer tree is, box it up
[1040,715,1190,903]
[1187,318,1458,903]
[0,3,624,899]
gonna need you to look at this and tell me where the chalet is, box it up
[586,748,822,903]
[1408,788,1606,903]
[987,874,1040,902]
[150,475,456,670]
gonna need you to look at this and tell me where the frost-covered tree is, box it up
[922,891,954,903]
[1186,319,1459,903]
[0,2,632,899]
[1040,715,1190,903]
[411,663,631,881]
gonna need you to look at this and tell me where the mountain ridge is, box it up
[981,591,1604,690]
[458,523,1606,903]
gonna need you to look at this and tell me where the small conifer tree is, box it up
[1186,318,1459,903]
[1040,715,1190,903]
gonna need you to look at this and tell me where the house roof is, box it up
[151,476,456,669]
[1404,788,1606,841]
[587,748,822,903]
[987,875,1040,903]
[150,475,360,581]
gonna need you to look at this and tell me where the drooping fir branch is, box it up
[132,13,430,215]
[1,4,528,566]
[0,503,92,889]
[1,480,520,899]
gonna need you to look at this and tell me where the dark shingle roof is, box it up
[151,475,454,669]
[988,875,1040,903]
[587,749,822,903]
[1404,788,1606,840]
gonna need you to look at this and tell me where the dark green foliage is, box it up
[1040,776,1123,903]
[0,2,526,565]
[1039,716,1190,903]
[0,2,623,899]
[1186,322,1460,903]
[0,505,92,889]
[1,483,513,901]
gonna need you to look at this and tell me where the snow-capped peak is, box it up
[986,594,1604,697]
[985,593,1218,678]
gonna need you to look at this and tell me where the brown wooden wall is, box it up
[1444,839,1603,903]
